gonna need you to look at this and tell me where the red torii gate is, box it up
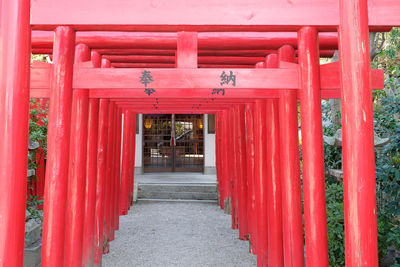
[1,0,399,267]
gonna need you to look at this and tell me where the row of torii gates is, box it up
[1,0,399,266]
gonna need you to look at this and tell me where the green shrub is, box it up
[325,182,345,267]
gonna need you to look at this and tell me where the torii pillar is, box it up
[339,0,379,265]
[0,0,31,265]
[42,27,75,267]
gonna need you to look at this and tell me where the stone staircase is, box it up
[137,183,218,201]
[24,209,42,267]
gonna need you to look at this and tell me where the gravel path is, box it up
[102,201,257,267]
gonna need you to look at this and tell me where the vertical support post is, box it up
[339,0,378,265]
[109,104,118,241]
[0,0,31,264]
[64,43,91,266]
[94,96,109,264]
[216,112,227,209]
[214,112,223,208]
[298,27,329,267]
[228,108,239,229]
[220,110,231,210]
[41,26,75,267]
[120,110,132,215]
[245,103,257,254]
[253,98,268,266]
[265,54,284,267]
[104,101,115,248]
[130,113,137,204]
[114,108,123,230]
[127,113,134,206]
[176,32,198,68]
[278,45,305,267]
[235,105,249,240]
[82,50,101,266]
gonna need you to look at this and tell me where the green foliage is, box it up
[29,99,48,157]
[373,28,400,264]
[325,182,345,266]
[374,93,400,262]
[26,195,44,223]
[26,98,48,227]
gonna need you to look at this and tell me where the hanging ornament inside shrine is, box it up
[144,119,153,129]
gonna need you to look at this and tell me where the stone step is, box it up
[137,183,218,200]
[24,240,41,267]
[25,219,41,248]
[137,198,218,203]
[138,183,217,193]
[138,191,218,200]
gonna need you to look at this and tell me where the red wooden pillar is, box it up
[0,0,30,264]
[214,113,221,207]
[253,98,268,266]
[339,0,378,265]
[215,112,225,209]
[220,110,231,208]
[64,43,91,266]
[228,108,238,229]
[298,27,329,267]
[127,113,134,207]
[278,45,305,266]
[94,96,109,264]
[265,54,284,267]
[104,101,115,246]
[41,27,75,267]
[235,105,249,240]
[244,103,257,254]
[120,110,132,215]
[82,50,101,266]
[109,104,118,241]
[130,113,137,205]
[114,109,123,230]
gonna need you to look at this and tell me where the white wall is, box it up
[204,114,216,168]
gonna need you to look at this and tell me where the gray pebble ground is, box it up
[102,201,257,267]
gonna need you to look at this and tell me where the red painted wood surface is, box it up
[244,103,257,254]
[82,50,101,266]
[265,54,284,267]
[31,0,399,31]
[228,108,239,230]
[85,48,335,58]
[64,44,91,266]
[278,45,305,266]
[114,109,123,231]
[220,111,231,209]
[41,27,75,267]
[215,113,223,208]
[234,105,249,240]
[0,0,31,265]
[94,98,109,264]
[30,66,384,91]
[298,27,329,267]
[104,102,115,246]
[32,31,340,50]
[109,105,118,241]
[128,113,137,206]
[82,97,99,266]
[120,110,132,215]
[253,98,268,266]
[339,0,379,265]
